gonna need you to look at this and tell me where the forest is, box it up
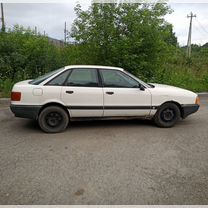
[0,3,208,97]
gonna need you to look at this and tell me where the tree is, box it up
[70,2,177,81]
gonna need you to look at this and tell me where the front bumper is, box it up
[181,104,200,119]
[10,104,41,120]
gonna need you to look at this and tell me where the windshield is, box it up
[29,68,64,85]
[124,70,152,88]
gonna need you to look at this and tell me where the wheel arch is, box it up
[38,102,70,118]
[157,101,183,118]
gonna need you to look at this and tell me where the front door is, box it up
[99,69,152,117]
[61,68,103,118]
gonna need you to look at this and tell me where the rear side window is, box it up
[29,68,64,85]
[46,70,71,86]
[66,68,99,87]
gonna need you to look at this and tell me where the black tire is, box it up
[154,103,181,128]
[38,106,69,133]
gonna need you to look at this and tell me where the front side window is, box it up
[66,68,99,87]
[100,69,139,88]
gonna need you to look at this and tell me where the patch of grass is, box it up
[160,64,208,92]
[0,79,15,98]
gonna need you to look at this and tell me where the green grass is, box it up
[0,79,15,98]
[164,73,208,92]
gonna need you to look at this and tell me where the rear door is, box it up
[99,69,152,117]
[61,68,104,118]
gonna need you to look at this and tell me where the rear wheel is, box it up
[38,106,69,133]
[154,103,181,128]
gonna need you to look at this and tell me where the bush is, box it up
[0,79,15,98]
[0,23,208,98]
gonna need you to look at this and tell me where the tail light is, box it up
[11,92,21,101]
[195,96,200,105]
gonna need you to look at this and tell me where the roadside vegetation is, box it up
[0,3,208,97]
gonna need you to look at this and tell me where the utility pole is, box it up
[187,12,196,58]
[35,26,37,35]
[64,21,67,43]
[1,3,5,32]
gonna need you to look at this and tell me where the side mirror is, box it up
[139,84,145,91]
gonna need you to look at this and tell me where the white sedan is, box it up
[10,65,200,133]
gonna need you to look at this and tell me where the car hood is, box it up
[149,83,197,97]
[150,83,184,90]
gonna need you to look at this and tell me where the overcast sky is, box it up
[2,2,208,46]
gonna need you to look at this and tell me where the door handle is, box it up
[106,92,114,95]
[66,90,74,94]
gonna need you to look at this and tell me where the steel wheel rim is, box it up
[161,108,175,122]
[45,112,63,127]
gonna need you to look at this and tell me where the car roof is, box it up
[64,65,124,71]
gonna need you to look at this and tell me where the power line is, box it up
[192,21,208,44]
[190,18,208,45]
[195,18,208,36]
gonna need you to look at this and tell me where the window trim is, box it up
[98,68,144,89]
[44,67,146,89]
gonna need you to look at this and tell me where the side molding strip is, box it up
[67,106,159,110]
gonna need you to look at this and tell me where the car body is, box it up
[10,65,200,133]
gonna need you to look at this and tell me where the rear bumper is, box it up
[10,104,41,120]
[181,104,200,119]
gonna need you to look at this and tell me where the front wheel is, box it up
[38,106,69,133]
[154,103,181,128]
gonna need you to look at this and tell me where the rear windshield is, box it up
[29,68,64,85]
